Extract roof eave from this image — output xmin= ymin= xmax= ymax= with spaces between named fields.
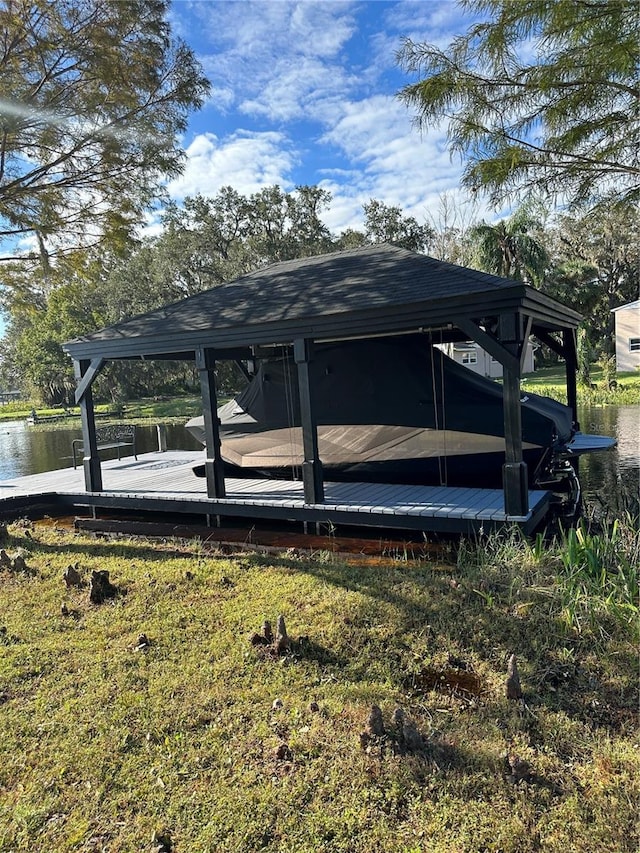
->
xmin=63 ymin=284 xmax=581 ymax=362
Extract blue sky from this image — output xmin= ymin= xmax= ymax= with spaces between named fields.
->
xmin=1 ymin=0 xmax=497 ymax=340
xmin=161 ymin=0 xmax=499 ymax=235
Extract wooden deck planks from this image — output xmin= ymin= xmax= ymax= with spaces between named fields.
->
xmin=0 ymin=450 xmax=550 ymax=531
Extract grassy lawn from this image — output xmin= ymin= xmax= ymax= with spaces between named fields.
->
xmin=0 ymin=397 xmax=210 ymax=424
xmin=0 ymin=520 xmax=637 ymax=852
xmin=121 ymin=396 xmax=204 ymax=421
xmin=523 ymin=364 xmax=602 ymax=388
xmin=523 ymin=367 xmax=640 ymax=405
xmin=0 ymin=395 xmax=247 ymax=424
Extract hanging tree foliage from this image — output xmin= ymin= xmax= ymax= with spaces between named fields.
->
xmin=0 ymin=0 xmax=210 ymax=263
xmin=397 ymin=0 xmax=639 ymax=211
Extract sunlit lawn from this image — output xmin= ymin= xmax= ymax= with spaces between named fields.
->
xmin=0 ymin=521 xmax=637 ymax=852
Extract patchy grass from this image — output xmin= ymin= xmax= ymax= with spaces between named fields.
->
xmin=0 ymin=396 xmax=230 ymax=425
xmin=0 ymin=402 xmax=127 ymax=424
xmin=522 ymin=366 xmax=640 ymax=406
xmin=121 ymin=396 xmax=208 ymax=422
xmin=0 ymin=521 xmax=637 ymax=853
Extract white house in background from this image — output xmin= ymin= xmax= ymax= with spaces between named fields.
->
xmin=612 ymin=300 xmax=640 ymax=372
xmin=437 ymin=340 xmax=536 ymax=378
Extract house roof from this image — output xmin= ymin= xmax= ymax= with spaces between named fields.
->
xmin=64 ymin=243 xmax=582 ymax=361
xmin=611 ymin=299 xmax=640 ymax=312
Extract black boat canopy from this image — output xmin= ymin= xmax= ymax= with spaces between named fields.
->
xmin=186 ymin=335 xmax=575 ymax=488
xmin=63 ymin=243 xmax=583 ymax=517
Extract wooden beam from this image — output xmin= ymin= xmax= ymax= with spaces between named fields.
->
xmin=74 ymin=357 xmax=105 ymax=404
xmin=73 ymin=359 xmax=102 ymax=492
xmin=450 ymin=313 xmax=530 ymax=514
xmin=196 ymin=347 xmax=226 ymax=499
xmin=532 ymin=327 xmax=579 ymax=425
xmin=502 ymin=365 xmax=528 ymax=516
xmin=520 ymin=315 xmax=533 ymax=374
xmin=294 ymin=338 xmax=324 ymax=504
xmin=533 ymin=328 xmax=564 ymax=358
xmin=563 ymin=328 xmax=579 ymax=426
xmin=234 ymin=359 xmax=252 ymax=382
xmin=498 ymin=313 xmax=529 ymax=517
xmin=455 ymin=318 xmax=519 ymax=372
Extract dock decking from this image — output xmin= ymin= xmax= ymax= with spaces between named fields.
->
xmin=0 ymin=450 xmax=552 ymax=535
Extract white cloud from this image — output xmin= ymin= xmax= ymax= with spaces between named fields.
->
xmin=138 ymin=209 xmax=165 ymax=240
xmin=321 ymin=95 xmax=461 ymax=196
xmin=167 ymin=130 xmax=298 ymax=199
xmin=166 ymin=1 xmax=502 ymax=238
xmin=207 ymin=86 xmax=235 ymax=112
xmin=200 ymin=0 xmax=356 ymax=60
xmin=385 ymin=0 xmax=478 ymax=47
xmin=167 ymin=96 xmax=482 ymax=236
xmin=196 ymin=1 xmax=359 ymax=120
xmin=239 ymin=56 xmax=355 ymax=122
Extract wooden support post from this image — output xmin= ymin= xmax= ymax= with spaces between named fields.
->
xmin=563 ymin=328 xmax=579 ymax=428
xmin=196 ymin=347 xmax=226 ymax=499
xmin=156 ymin=423 xmax=167 ymax=452
xmin=74 ymin=359 xmax=103 ymax=492
xmin=499 ymin=314 xmax=528 ymax=517
xmin=294 ymin=338 xmax=324 ymax=504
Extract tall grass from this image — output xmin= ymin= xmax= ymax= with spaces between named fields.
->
xmin=456 ymin=507 xmax=639 ymax=639
xmin=556 ymin=515 xmax=639 ymax=633
xmin=522 ymin=365 xmax=640 ymax=405
xmin=527 ymin=382 xmax=640 ymax=406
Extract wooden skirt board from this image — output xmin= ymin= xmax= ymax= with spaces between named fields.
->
xmin=0 ymin=451 xmax=551 ymax=534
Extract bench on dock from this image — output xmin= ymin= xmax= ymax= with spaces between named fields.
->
xmin=72 ymin=424 xmax=137 ymax=469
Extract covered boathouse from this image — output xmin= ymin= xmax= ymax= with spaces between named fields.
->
xmin=56 ymin=243 xmax=582 ymax=536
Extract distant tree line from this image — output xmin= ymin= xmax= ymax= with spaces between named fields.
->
xmin=0 ymin=185 xmax=636 ymax=405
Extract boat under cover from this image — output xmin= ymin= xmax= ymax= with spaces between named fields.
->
xmin=186 ymin=335 xmax=614 ymax=489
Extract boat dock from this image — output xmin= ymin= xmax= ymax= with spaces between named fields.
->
xmin=0 ymin=450 xmax=552 ymax=536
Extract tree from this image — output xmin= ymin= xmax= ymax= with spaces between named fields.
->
xmin=469 ymin=204 xmax=549 ymax=284
xmin=398 ymin=0 xmax=639 ymax=211
xmin=576 ymin=326 xmax=593 ymax=386
xmin=362 ymin=199 xmax=433 ymax=252
xmin=156 ymin=185 xmax=335 ymax=292
xmin=0 ymin=0 xmax=209 ymax=263
xmin=335 ymin=227 xmax=368 ymax=250
xmin=246 ymin=185 xmax=334 ymax=263
xmin=1 ymin=249 xmax=109 ymax=402
xmin=2 ymin=246 xmax=205 ymax=403
xmin=544 ymin=204 xmax=639 ymax=357
xmin=425 ymin=192 xmax=477 ymax=266
xmin=13 ymin=276 xmax=105 ymax=404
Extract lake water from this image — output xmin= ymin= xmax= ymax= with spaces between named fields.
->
xmin=0 ymin=407 xmax=638 ymax=509
xmin=576 ymin=404 xmax=639 ymax=510
xmin=0 ymin=421 xmax=202 ymax=482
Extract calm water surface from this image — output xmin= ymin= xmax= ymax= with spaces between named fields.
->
xmin=0 ymin=421 xmax=202 ymax=482
xmin=576 ymin=404 xmax=639 ymax=506
xmin=0 ymin=407 xmax=638 ymax=507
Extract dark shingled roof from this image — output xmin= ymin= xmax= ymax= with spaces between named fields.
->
xmin=64 ymin=244 xmax=581 ymax=360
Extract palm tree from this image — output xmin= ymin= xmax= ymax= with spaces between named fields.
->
xmin=470 ymin=205 xmax=549 ymax=285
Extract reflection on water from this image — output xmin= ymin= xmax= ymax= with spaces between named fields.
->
xmin=0 ymin=421 xmax=201 ymax=481
xmin=0 ymin=405 xmax=638 ymax=510
xmin=578 ymin=405 xmax=640 ymax=504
